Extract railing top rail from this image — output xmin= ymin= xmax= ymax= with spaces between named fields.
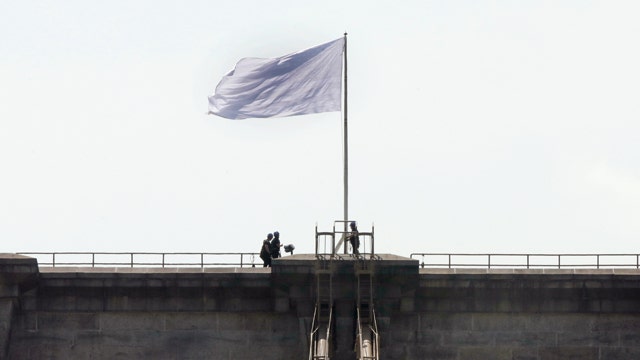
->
xmin=411 ymin=253 xmax=640 ymax=256
xmin=16 ymin=252 xmax=261 ymax=268
xmin=17 ymin=252 xmax=640 ymax=269
xmin=410 ymin=253 xmax=640 ymax=269
xmin=18 ymin=251 xmax=257 ymax=255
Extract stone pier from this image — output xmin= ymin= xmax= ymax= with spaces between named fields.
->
xmin=2 ymin=253 xmax=640 ymax=359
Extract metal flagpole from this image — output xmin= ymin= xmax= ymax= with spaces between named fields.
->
xmin=334 ymin=33 xmax=349 ymax=255
xmin=342 ymin=33 xmax=348 ymax=254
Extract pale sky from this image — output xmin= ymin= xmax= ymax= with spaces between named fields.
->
xmin=1 ymin=0 xmax=640 ymax=258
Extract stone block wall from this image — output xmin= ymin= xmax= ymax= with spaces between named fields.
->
xmin=10 ymin=311 xmax=302 ymax=359
xmin=6 ymin=267 xmax=307 ymax=360
xmin=380 ymin=269 xmax=640 ymax=360
xmin=383 ymin=312 xmax=640 ymax=360
xmin=4 ymin=255 xmax=640 ymax=360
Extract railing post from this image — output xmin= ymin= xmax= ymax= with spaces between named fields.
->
xmin=52 ymin=253 xmax=56 ymax=267
xmin=558 ymin=255 xmax=561 ymax=269
xmin=92 ymin=253 xmax=95 ymax=268
xmin=201 ymin=253 xmax=205 ymax=268
xmin=162 ymin=253 xmax=165 ymax=268
xmin=526 ymin=254 xmax=530 ymax=269
xmin=597 ymin=254 xmax=600 ymax=269
xmin=371 ymin=226 xmax=375 ymax=256
xmin=488 ymin=254 xmax=491 ymax=269
xmin=448 ymin=254 xmax=451 ymax=269
xmin=130 ymin=253 xmax=134 ymax=268
xmin=239 ymin=254 xmax=243 ymax=268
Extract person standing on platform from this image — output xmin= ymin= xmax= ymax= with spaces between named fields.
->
xmin=271 ymin=231 xmax=282 ymax=259
xmin=347 ymin=221 xmax=360 ymax=255
xmin=260 ymin=233 xmax=273 ymax=267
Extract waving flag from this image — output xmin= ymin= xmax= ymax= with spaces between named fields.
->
xmin=208 ymin=38 xmax=344 ymax=120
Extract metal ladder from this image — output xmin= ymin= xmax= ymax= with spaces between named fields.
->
xmin=355 ymin=259 xmax=379 ymax=360
xmin=356 ymin=307 xmax=379 ymax=360
xmin=310 ymin=227 xmax=335 ymax=360
xmin=309 ymin=258 xmax=333 ymax=360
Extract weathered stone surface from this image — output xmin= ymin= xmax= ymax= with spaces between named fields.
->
xmin=600 ymin=346 xmax=640 ymax=360
xmin=494 ymin=331 xmax=557 ymax=347
xmin=442 ymin=330 xmax=495 ymax=347
xmin=420 ymin=313 xmax=473 ymax=332
xmin=472 ymin=313 xmax=528 ymax=331
xmin=457 ymin=346 xmax=512 ymax=360
xmin=37 ymin=312 xmax=99 ymax=331
xmin=537 ymin=346 xmax=599 ymax=360
xmin=511 ymin=347 xmax=539 ymax=360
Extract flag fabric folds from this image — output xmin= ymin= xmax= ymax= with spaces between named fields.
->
xmin=208 ymin=38 xmax=344 ymax=120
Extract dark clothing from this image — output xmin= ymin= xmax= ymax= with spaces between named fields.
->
xmin=262 ymin=256 xmax=271 ymax=267
xmin=348 ymin=230 xmax=360 ymax=255
xmin=260 ymin=239 xmax=271 ymax=267
xmin=270 ymin=238 xmax=281 ymax=259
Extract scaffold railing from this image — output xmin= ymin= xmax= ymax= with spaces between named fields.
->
xmin=17 ymin=252 xmax=260 ymax=268
xmin=410 ymin=253 xmax=640 ymax=269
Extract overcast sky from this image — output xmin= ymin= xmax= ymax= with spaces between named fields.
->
xmin=2 ymin=0 xmax=639 ymax=259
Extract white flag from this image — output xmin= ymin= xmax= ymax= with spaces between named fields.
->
xmin=208 ymin=38 xmax=344 ymax=120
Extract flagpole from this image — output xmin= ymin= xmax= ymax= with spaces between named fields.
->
xmin=342 ymin=32 xmax=348 ymax=254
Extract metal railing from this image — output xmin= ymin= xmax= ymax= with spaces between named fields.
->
xmin=410 ymin=253 xmax=640 ymax=269
xmin=20 ymin=252 xmax=640 ymax=269
xmin=331 ymin=220 xmax=375 ymax=256
xmin=17 ymin=252 xmax=260 ymax=268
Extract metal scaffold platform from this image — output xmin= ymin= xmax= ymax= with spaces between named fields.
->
xmin=309 ymin=221 xmax=379 ymax=360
